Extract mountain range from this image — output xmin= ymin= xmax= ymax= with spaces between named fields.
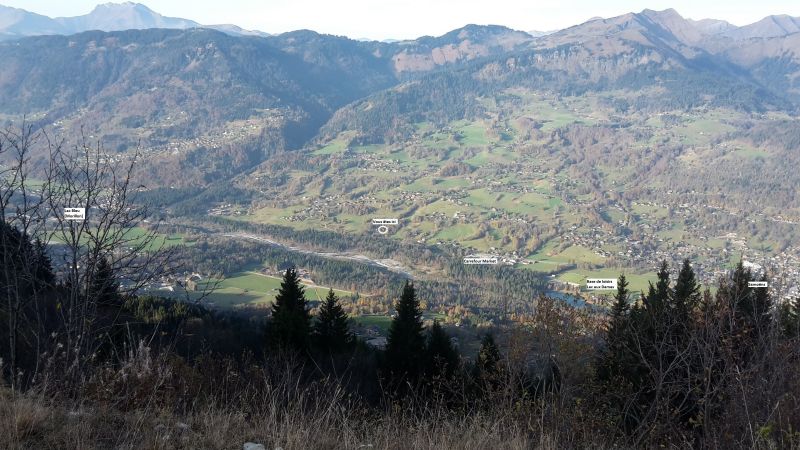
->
xmin=0 ymin=2 xmax=268 ymax=39
xmin=0 ymin=4 xmax=799 ymax=188
xmin=3 ymin=2 xmax=800 ymax=43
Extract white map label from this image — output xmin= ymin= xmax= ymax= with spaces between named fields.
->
xmin=463 ymin=256 xmax=498 ymax=265
xmin=64 ymin=207 xmax=85 ymax=221
xmin=372 ymin=218 xmax=398 ymax=225
xmin=586 ymin=278 xmax=617 ymax=290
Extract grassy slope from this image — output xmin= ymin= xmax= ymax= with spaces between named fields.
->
xmin=194 ymin=271 xmax=354 ymax=309
xmin=234 ymin=90 xmax=776 ymax=295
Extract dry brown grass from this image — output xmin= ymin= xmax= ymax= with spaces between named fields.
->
xmin=0 ymin=391 xmax=552 ymax=450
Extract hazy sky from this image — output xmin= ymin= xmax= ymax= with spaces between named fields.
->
xmin=6 ymin=0 xmax=800 ymax=40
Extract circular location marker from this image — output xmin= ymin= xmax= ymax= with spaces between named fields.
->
xmin=377 ymin=225 xmax=389 ymax=235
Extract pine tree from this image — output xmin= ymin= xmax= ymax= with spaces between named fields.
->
xmin=780 ymin=297 xmax=800 ymax=338
xmin=726 ymin=261 xmax=753 ymax=318
xmin=90 ymin=256 xmax=120 ymax=306
xmin=86 ymin=255 xmax=127 ymax=364
xmin=668 ymin=260 xmax=702 ymax=425
xmin=699 ymin=289 xmax=715 ymax=317
xmin=670 ymin=259 xmax=700 ymax=357
xmin=673 ymin=259 xmax=700 ymax=316
xmin=641 ymin=261 xmax=674 ymax=347
xmin=634 ymin=263 xmax=672 ymax=362
xmin=608 ymin=274 xmax=630 ymax=338
xmin=33 ymin=237 xmax=54 ymax=286
xmin=425 ymin=320 xmax=458 ymax=378
xmin=648 ymin=260 xmax=671 ymax=312
xmin=1 ymin=221 xmax=54 ymax=291
xmin=623 ymin=262 xmax=679 ymax=428
xmin=385 ymin=281 xmax=426 ymax=381
xmin=474 ymin=332 xmax=502 ymax=388
xmin=471 ymin=332 xmax=503 ymax=400
xmin=313 ymin=289 xmax=353 ymax=353
xmin=267 ymin=267 xmax=311 ymax=352
xmin=722 ymin=261 xmax=772 ymax=335
xmin=599 ymin=274 xmax=630 ymax=381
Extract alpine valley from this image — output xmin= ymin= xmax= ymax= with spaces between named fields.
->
xmin=1 ymin=3 xmax=799 ymax=310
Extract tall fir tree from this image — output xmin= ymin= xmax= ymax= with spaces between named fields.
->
xmin=87 ymin=255 xmax=127 ymax=364
xmin=634 ymin=262 xmax=672 ymax=361
xmin=725 ymin=261 xmax=753 ymax=318
xmin=608 ymin=274 xmax=630 ymax=338
xmin=90 ymin=256 xmax=120 ymax=306
xmin=669 ymin=259 xmax=702 ymax=424
xmin=779 ymin=297 xmax=800 ymax=338
xmin=650 ymin=260 xmax=671 ymax=312
xmin=699 ymin=289 xmax=715 ymax=317
xmin=721 ymin=261 xmax=773 ymax=336
xmin=642 ymin=260 xmax=680 ymax=340
xmin=476 ymin=333 xmax=501 ymax=377
xmin=598 ymin=274 xmax=631 ymax=381
xmin=671 ymin=259 xmax=700 ymax=357
xmin=313 ymin=289 xmax=353 ymax=353
xmin=32 ymin=237 xmax=54 ymax=286
xmin=624 ymin=262 xmax=679 ymax=429
xmin=673 ymin=259 xmax=700 ymax=316
xmin=385 ymin=281 xmax=426 ymax=382
xmin=1 ymin=221 xmax=54 ymax=291
xmin=425 ymin=320 xmax=458 ymax=378
xmin=473 ymin=332 xmax=502 ymax=394
xmin=267 ymin=267 xmax=311 ymax=352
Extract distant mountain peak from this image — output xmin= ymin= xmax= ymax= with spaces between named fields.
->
xmin=723 ymin=14 xmax=800 ymax=40
xmin=87 ymin=2 xmax=155 ymax=14
xmin=203 ymin=23 xmax=270 ymax=38
xmin=57 ymin=1 xmax=199 ymax=32
xmin=391 ymin=24 xmax=534 ymax=73
xmin=87 ymin=1 xmax=161 ymax=16
xmin=641 ymin=8 xmax=681 ymax=17
xmin=0 ymin=4 xmax=66 ymax=36
xmin=0 ymin=2 xmax=202 ymax=38
xmin=688 ymin=18 xmax=735 ymax=35
xmin=95 ymin=1 xmax=141 ymax=8
xmin=637 ymin=8 xmax=705 ymax=44
xmin=0 ymin=2 xmax=282 ymax=39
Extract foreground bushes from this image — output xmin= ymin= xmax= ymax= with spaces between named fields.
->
xmin=0 ymin=350 xmax=600 ymax=450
